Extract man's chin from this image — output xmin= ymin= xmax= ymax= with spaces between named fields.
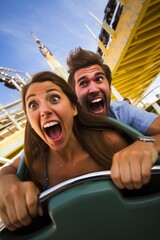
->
xmin=89 ymin=109 xmax=106 ymax=116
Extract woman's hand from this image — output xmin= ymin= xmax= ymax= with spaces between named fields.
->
xmin=111 ymin=141 xmax=158 ymax=190
xmin=0 ymin=174 xmax=43 ymax=231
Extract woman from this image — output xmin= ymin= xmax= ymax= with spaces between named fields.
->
xmin=22 ymin=71 xmax=129 ymax=186
xmin=0 ymin=71 xmax=157 ymax=231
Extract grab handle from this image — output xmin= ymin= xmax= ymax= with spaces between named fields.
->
xmin=1 ymin=166 xmax=160 ymax=232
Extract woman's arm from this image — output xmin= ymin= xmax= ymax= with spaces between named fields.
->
xmin=0 ymin=157 xmax=21 ymax=177
xmin=0 ymin=157 xmax=43 ymax=231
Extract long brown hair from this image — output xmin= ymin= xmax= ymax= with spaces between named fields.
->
xmin=22 ymin=71 xmax=130 ymax=173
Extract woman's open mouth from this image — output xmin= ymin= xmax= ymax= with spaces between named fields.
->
xmin=43 ymin=121 xmax=62 ymax=141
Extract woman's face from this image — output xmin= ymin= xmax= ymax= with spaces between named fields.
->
xmin=25 ymin=81 xmax=77 ymax=151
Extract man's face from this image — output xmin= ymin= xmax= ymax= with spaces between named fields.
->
xmin=74 ymin=65 xmax=111 ymax=116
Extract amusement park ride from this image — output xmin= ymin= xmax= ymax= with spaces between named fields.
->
xmin=0 ymin=0 xmax=160 ymax=162
xmin=0 ymin=1 xmax=160 ymax=239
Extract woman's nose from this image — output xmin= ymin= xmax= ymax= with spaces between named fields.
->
xmin=40 ymin=104 xmax=52 ymax=117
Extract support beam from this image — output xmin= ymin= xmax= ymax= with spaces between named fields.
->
xmin=85 ymin=24 xmax=108 ymax=56
xmin=152 ymin=102 xmax=160 ymax=114
xmin=89 ymin=11 xmax=115 ymax=37
xmin=111 ymin=86 xmax=123 ymax=100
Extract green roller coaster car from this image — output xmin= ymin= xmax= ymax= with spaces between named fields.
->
xmin=1 ymin=118 xmax=160 ymax=240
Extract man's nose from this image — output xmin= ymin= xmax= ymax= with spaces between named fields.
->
xmin=88 ymin=82 xmax=99 ymax=93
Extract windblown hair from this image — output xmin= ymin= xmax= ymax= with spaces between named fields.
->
xmin=67 ymin=47 xmax=112 ymax=91
xmin=22 ymin=71 xmax=127 ymax=175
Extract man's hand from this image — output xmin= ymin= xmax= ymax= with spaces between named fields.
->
xmin=0 ymin=174 xmax=43 ymax=231
xmin=111 ymin=140 xmax=158 ymax=190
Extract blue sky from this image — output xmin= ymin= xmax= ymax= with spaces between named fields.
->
xmin=0 ymin=0 xmax=108 ymax=105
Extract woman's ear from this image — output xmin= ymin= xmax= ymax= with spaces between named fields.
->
xmin=73 ymin=105 xmax=78 ymax=117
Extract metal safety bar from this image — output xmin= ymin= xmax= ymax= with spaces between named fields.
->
xmin=1 ymin=166 xmax=160 ymax=232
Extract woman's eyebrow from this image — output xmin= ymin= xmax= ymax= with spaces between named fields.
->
xmin=26 ymin=93 xmax=36 ymax=102
xmin=26 ymin=87 xmax=62 ymax=101
xmin=47 ymin=88 xmax=61 ymax=93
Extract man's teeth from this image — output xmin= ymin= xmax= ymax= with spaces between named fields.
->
xmin=91 ymin=98 xmax=102 ymax=103
xmin=44 ymin=121 xmax=58 ymax=128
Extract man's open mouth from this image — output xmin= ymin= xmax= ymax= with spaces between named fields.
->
xmin=89 ymin=97 xmax=105 ymax=114
xmin=43 ymin=121 xmax=62 ymax=141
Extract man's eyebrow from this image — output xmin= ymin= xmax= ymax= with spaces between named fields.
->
xmin=77 ymin=71 xmax=105 ymax=83
xmin=77 ymin=76 xmax=86 ymax=83
xmin=95 ymin=72 xmax=105 ymax=77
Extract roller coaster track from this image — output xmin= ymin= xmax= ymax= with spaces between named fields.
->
xmin=0 ymin=0 xmax=159 ymax=163
xmin=101 ymin=0 xmax=160 ymax=105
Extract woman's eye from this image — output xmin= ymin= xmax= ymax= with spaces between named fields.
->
xmin=50 ymin=95 xmax=60 ymax=103
xmin=29 ymin=101 xmax=37 ymax=109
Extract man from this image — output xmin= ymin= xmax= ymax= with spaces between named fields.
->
xmin=123 ymin=97 xmax=131 ymax=104
xmin=66 ymin=47 xmax=160 ymax=189
xmin=67 ymin=47 xmax=159 ymax=136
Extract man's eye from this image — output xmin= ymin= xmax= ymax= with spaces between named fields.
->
xmin=79 ymin=81 xmax=87 ymax=88
xmin=96 ymin=77 xmax=103 ymax=83
xmin=50 ymin=95 xmax=60 ymax=103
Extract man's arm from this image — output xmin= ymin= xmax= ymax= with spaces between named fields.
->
xmin=146 ymin=116 xmax=160 ymax=136
xmin=146 ymin=117 xmax=160 ymax=154
xmin=111 ymin=140 xmax=158 ymax=189
xmin=111 ymin=117 xmax=160 ymax=190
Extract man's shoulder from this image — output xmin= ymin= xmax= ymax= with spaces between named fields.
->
xmin=109 ymin=101 xmax=159 ymax=134
xmin=109 ymin=100 xmax=129 ymax=111
xmin=108 ymin=101 xmax=141 ymax=121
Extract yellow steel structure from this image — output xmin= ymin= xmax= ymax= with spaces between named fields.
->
xmin=0 ymin=0 xmax=160 ymax=162
xmin=103 ymin=0 xmax=160 ymax=104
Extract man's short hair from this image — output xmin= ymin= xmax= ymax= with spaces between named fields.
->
xmin=67 ymin=47 xmax=112 ymax=91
